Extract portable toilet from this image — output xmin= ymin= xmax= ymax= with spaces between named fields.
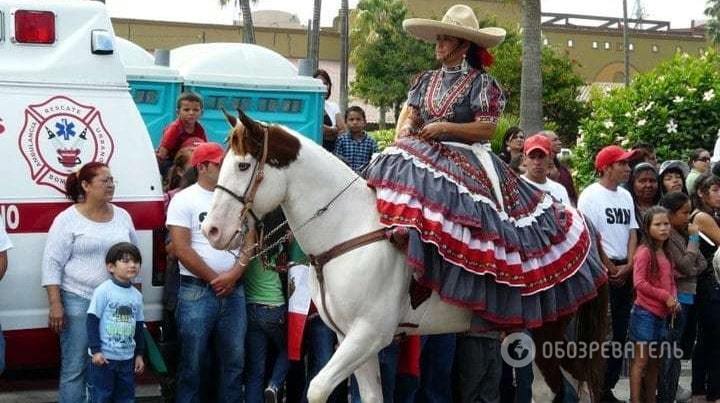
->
xmin=116 ymin=37 xmax=182 ymax=148
xmin=170 ymin=43 xmax=325 ymax=144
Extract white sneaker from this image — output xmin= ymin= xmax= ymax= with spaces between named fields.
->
xmin=676 ymin=385 xmax=692 ymax=402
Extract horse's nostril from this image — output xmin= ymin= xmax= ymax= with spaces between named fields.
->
xmin=208 ymin=226 xmax=219 ymax=239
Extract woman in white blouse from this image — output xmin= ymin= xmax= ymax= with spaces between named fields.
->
xmin=42 ymin=161 xmax=138 ymax=403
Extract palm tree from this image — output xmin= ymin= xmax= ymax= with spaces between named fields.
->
xmin=309 ymin=0 xmax=322 ymax=72
xmin=706 ymin=0 xmax=720 ymax=43
xmin=339 ymin=0 xmax=349 ymax=112
xmin=219 ymin=0 xmax=256 ymax=44
xmin=520 ymin=0 xmax=543 ymax=134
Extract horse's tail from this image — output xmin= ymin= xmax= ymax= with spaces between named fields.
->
xmin=574 ymin=281 xmax=609 ymax=401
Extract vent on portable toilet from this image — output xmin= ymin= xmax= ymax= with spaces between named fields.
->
xmin=169 ymin=43 xmax=326 ymax=144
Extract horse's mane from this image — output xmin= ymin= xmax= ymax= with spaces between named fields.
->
xmin=226 ymin=109 xmax=301 ymax=168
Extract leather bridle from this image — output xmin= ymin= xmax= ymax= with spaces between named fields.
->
xmin=214 ymin=126 xmax=270 ymax=252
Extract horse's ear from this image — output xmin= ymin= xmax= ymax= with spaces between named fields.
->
xmin=221 ymin=107 xmax=237 ymax=128
xmin=237 ymin=107 xmax=261 ymax=133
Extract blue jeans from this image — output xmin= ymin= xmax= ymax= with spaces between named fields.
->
xmin=175 ymin=280 xmax=247 ymax=403
xmin=245 ymin=303 xmax=290 ymax=403
xmin=88 ymin=358 xmax=134 ymax=403
xmin=59 ymin=290 xmax=91 ymax=403
xmin=629 ymin=305 xmax=669 ymax=342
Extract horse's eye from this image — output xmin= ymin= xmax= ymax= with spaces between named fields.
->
xmin=238 ymin=162 xmax=251 ymax=171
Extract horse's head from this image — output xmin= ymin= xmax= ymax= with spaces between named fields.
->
xmin=202 ymin=108 xmax=301 ymax=250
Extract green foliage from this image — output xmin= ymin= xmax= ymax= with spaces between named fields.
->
xmin=491 ymin=114 xmax=520 ymax=153
xmin=573 ymin=51 xmax=720 ymax=188
xmin=370 ymin=129 xmax=396 ymax=151
xmin=489 ymin=32 xmax=588 ymax=144
xmin=349 ymin=0 xmax=435 ymax=110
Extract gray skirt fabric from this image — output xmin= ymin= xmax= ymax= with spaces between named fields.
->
xmin=364 ymin=137 xmax=607 ymax=330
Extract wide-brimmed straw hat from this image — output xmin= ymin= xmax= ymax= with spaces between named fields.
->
xmin=403 ymin=4 xmax=506 ymax=49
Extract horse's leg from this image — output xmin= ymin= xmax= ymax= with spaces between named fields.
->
xmin=306 ymin=324 xmax=390 ymax=403
xmin=353 ymin=355 xmax=382 ymax=402
xmin=532 ymin=317 xmax=570 ymax=400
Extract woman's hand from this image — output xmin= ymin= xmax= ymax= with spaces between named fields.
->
xmin=666 ymin=296 xmax=680 ymax=312
xmin=48 ymin=302 xmax=65 ymax=333
xmin=419 ymin=122 xmax=446 ymax=141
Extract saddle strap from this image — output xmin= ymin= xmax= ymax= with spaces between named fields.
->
xmin=308 ymin=228 xmax=388 ymax=277
xmin=308 ymin=228 xmax=388 ymax=337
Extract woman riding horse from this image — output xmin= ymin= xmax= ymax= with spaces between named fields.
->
xmin=365 ymin=5 xmax=606 ymax=332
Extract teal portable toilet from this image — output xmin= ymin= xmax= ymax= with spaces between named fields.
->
xmin=116 ymin=37 xmax=182 ymax=148
xmin=170 ymin=43 xmax=325 ymax=144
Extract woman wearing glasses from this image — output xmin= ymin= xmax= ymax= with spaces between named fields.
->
xmin=687 ymin=148 xmax=712 ymax=196
xmin=41 ymin=161 xmax=139 ymax=403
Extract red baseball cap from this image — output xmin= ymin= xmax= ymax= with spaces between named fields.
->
xmin=523 ymin=134 xmax=552 ymax=156
xmin=595 ymin=145 xmax=638 ymax=172
xmin=191 ymin=142 xmax=224 ymax=167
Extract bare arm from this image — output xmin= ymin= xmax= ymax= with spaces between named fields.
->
xmin=210 ymin=230 xmax=256 ymax=297
xmin=626 ymin=229 xmax=638 ymax=270
xmin=168 ymin=225 xmax=218 ymax=283
xmin=46 ymin=284 xmax=64 ymax=333
xmin=694 ymin=212 xmax=720 ymax=245
xmin=0 ymin=250 xmax=6 ymax=281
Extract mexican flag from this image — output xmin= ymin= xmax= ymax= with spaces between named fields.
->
xmin=287 ymin=264 xmax=312 ymax=360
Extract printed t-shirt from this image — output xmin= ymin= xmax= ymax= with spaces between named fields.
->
xmin=578 ymin=182 xmax=638 ymax=261
xmin=87 ymin=279 xmax=144 ymax=361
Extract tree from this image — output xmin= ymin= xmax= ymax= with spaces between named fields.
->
xmin=520 ymin=0 xmax=543 ymax=134
xmin=490 ymin=24 xmax=587 ymax=144
xmin=706 ymin=0 xmax=720 ymax=43
xmin=340 ymin=0 xmax=349 ymax=111
xmin=349 ymin=0 xmax=434 ymax=127
xmin=309 ymin=0 xmax=322 ymax=72
xmin=219 ymin=0 xmax=256 ymax=44
xmin=573 ymin=51 xmax=720 ymax=188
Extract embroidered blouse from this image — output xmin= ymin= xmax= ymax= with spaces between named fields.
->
xmin=406 ymin=67 xmax=506 ymax=129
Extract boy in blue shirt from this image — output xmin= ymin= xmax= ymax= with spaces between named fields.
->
xmin=334 ymin=106 xmax=378 ymax=172
xmin=87 ymin=242 xmax=145 ymax=403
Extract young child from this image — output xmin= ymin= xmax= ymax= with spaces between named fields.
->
xmin=157 ymin=92 xmax=207 ymax=175
xmin=629 ymin=206 xmax=680 ymax=403
xmin=333 ymin=106 xmax=378 ymax=173
xmin=87 ymin=242 xmax=145 ymax=402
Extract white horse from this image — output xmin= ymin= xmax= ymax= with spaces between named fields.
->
xmin=202 ymin=110 xmax=608 ymax=402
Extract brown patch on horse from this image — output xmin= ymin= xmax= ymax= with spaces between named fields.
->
xmin=229 ymin=108 xmax=301 ymax=168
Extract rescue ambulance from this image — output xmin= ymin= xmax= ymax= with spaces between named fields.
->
xmin=0 ymin=0 xmax=165 ymax=369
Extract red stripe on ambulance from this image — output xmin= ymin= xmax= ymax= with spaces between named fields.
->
xmin=1 ymin=200 xmax=165 ymax=233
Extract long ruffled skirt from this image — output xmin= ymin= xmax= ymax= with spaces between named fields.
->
xmin=364 ymin=137 xmax=607 ymax=331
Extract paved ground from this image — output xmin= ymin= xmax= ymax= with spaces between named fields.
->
xmin=0 ymin=361 xmax=694 ymax=402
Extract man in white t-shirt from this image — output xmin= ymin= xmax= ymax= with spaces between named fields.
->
xmin=0 ymin=224 xmax=12 ymax=375
xmin=166 ymin=142 xmax=249 ymax=402
xmin=521 ymin=134 xmax=571 ymax=206
xmin=577 ymin=145 xmax=639 ymax=403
